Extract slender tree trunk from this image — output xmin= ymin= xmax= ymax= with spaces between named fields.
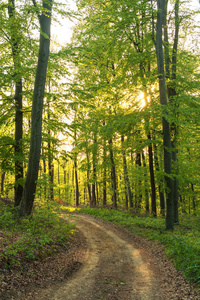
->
xmin=72 ymin=165 xmax=75 ymax=202
xmin=103 ymin=155 xmax=107 ymax=207
xmin=18 ymin=0 xmax=53 ymax=216
xmin=74 ymin=157 xmax=79 ymax=206
xmin=164 ymin=0 xmax=180 ymax=224
xmin=153 ymin=141 xmax=165 ymax=215
xmin=42 ymin=145 xmax=46 ymax=199
xmin=14 ymin=78 xmax=23 ymax=206
xmin=73 ymin=116 xmax=79 ymax=206
xmin=86 ymin=152 xmax=92 ymax=206
xmin=64 ymin=169 xmax=66 ymax=184
xmin=48 ymin=106 xmax=54 ymax=200
xmin=57 ymin=161 xmax=60 ymax=198
xmin=147 ymin=132 xmax=157 ymax=216
xmin=103 ymin=121 xmax=107 ymax=207
xmin=48 ymin=147 xmax=54 ymax=200
xmin=108 ymin=137 xmax=117 ymax=209
xmin=135 ymin=151 xmax=142 ymax=211
xmin=141 ymin=151 xmax=150 ymax=214
xmin=191 ymin=183 xmax=196 ymax=215
xmin=156 ymin=0 xmax=174 ymax=229
xmin=121 ymin=135 xmax=133 ymax=209
xmin=8 ymin=0 xmax=23 ymax=207
xmin=91 ymin=132 xmax=97 ymax=207
xmin=96 ymin=182 xmax=99 ymax=205
xmin=1 ymin=172 xmax=5 ymax=194
xmin=170 ymin=0 xmax=180 ymax=223
xmin=142 ymin=88 xmax=156 ymax=215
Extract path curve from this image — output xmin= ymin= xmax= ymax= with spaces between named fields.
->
xmin=40 ymin=214 xmax=159 ymax=300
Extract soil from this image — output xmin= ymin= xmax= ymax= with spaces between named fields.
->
xmin=1 ymin=213 xmax=200 ymax=300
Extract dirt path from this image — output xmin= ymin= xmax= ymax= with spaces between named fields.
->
xmin=2 ymin=212 xmax=198 ymax=300
xmin=35 ymin=214 xmax=199 ymax=300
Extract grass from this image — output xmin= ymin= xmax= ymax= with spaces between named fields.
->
xmin=0 ymin=201 xmax=75 ymax=269
xmin=76 ymin=206 xmax=200 ymax=286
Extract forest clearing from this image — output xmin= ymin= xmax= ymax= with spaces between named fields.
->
xmin=0 ymin=0 xmax=200 ymax=299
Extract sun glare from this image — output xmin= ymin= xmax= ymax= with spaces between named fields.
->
xmin=138 ymin=92 xmax=148 ymax=109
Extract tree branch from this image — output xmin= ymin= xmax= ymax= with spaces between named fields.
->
xmin=32 ymin=0 xmax=40 ymax=21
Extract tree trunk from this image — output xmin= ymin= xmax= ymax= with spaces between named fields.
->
xmin=108 ymin=138 xmax=117 ymax=209
xmin=57 ymin=161 xmax=60 ymax=198
xmin=153 ymin=141 xmax=165 ymax=215
xmin=42 ymin=145 xmax=47 ymax=199
xmin=121 ymin=135 xmax=133 ymax=209
xmin=141 ymin=151 xmax=150 ymax=214
xmin=48 ymin=125 xmax=54 ymax=200
xmin=14 ymin=77 xmax=23 ymax=207
xmin=86 ymin=152 xmax=92 ymax=205
xmin=18 ymin=0 xmax=53 ymax=216
xmin=135 ymin=151 xmax=142 ymax=211
xmin=103 ymin=121 xmax=107 ymax=207
xmin=47 ymin=82 xmax=54 ymax=200
xmin=156 ymin=0 xmax=174 ymax=229
xmin=74 ymin=157 xmax=79 ymax=206
xmin=191 ymin=183 xmax=196 ymax=215
xmin=91 ymin=132 xmax=97 ymax=207
xmin=103 ymin=152 xmax=107 ymax=207
xmin=147 ymin=132 xmax=157 ymax=216
xmin=48 ymin=145 xmax=54 ymax=201
xmin=164 ymin=0 xmax=180 ymax=224
xmin=8 ymin=0 xmax=23 ymax=207
xmin=1 ymin=172 xmax=5 ymax=194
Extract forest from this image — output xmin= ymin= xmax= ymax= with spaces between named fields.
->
xmin=1 ymin=0 xmax=200 ymax=226
xmin=0 ymin=0 xmax=200 ymax=297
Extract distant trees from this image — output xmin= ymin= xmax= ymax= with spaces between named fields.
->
xmin=63 ymin=0 xmax=200 ymax=226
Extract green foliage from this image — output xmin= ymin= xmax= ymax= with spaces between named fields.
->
xmin=77 ymin=207 xmax=200 ymax=285
xmin=0 ymin=202 xmax=75 ymax=268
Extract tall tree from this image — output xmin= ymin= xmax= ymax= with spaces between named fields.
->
xmin=164 ymin=0 xmax=180 ymax=224
xmin=18 ymin=0 xmax=53 ymax=216
xmin=156 ymin=0 xmax=174 ymax=229
xmin=8 ymin=0 xmax=23 ymax=206
xmin=121 ymin=135 xmax=133 ymax=209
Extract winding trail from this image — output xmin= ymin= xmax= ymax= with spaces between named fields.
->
xmin=1 ymin=212 xmax=199 ymax=299
xmin=40 ymin=214 xmax=160 ymax=300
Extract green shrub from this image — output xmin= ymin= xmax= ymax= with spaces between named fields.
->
xmin=0 ymin=203 xmax=75 ymax=268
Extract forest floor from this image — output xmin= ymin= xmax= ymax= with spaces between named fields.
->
xmin=1 ymin=212 xmax=200 ymax=300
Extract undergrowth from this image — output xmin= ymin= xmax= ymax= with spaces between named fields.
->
xmin=0 ymin=201 xmax=75 ymax=269
xmin=77 ymin=207 xmax=200 ymax=286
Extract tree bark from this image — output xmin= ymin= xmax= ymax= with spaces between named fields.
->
xmin=121 ymin=135 xmax=133 ymax=209
xmin=147 ymin=132 xmax=157 ymax=216
xmin=153 ymin=140 xmax=165 ymax=215
xmin=74 ymin=157 xmax=79 ymax=206
xmin=164 ymin=0 xmax=180 ymax=224
xmin=1 ymin=172 xmax=5 ymax=194
xmin=156 ymin=0 xmax=174 ymax=229
xmin=47 ymin=82 xmax=54 ymax=200
xmin=141 ymin=151 xmax=150 ymax=214
xmin=91 ymin=132 xmax=97 ymax=207
xmin=191 ymin=183 xmax=196 ymax=214
xmin=135 ymin=151 xmax=142 ymax=211
xmin=86 ymin=152 xmax=92 ymax=205
xmin=18 ymin=0 xmax=53 ymax=216
xmin=108 ymin=137 xmax=117 ymax=209
xmin=103 ymin=121 xmax=107 ymax=207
